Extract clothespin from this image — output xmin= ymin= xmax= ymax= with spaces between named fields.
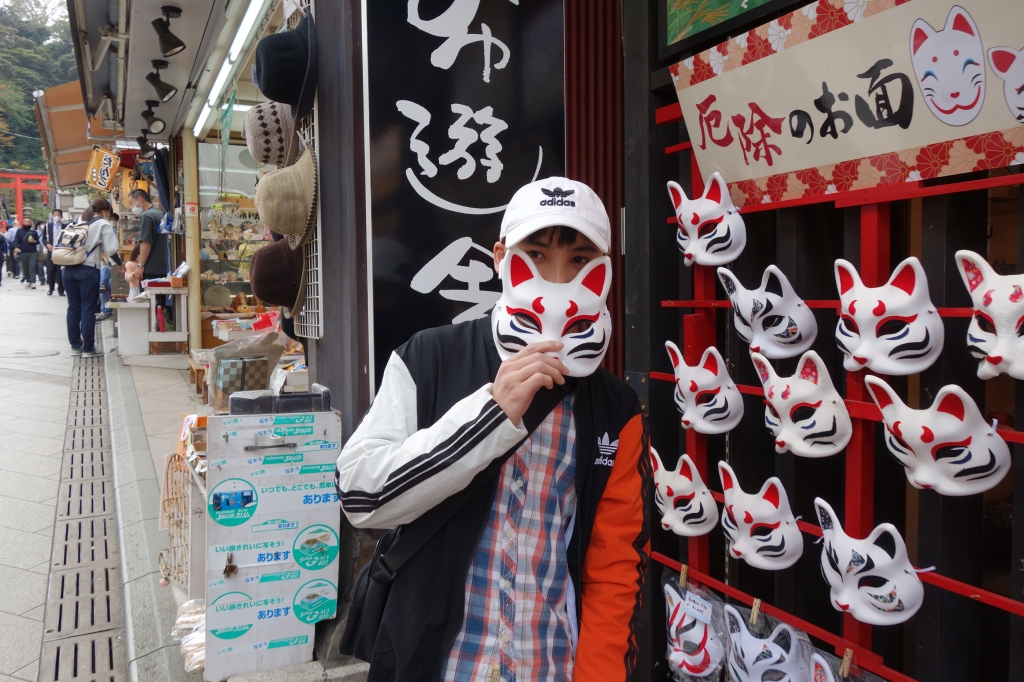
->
xmin=839 ymin=648 xmax=854 ymax=678
xmin=679 ymin=563 xmax=688 ymax=588
xmin=223 ymin=552 xmax=238 ymax=577
xmin=749 ymin=598 xmax=761 ymax=625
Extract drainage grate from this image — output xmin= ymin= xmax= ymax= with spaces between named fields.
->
xmin=38 ymin=631 xmax=126 ymax=682
xmin=43 ymin=565 xmax=124 ymax=639
xmin=57 ymin=479 xmax=113 ymax=520
xmin=69 ymin=391 xmax=106 ymax=409
xmin=51 ymin=517 xmax=119 ymax=570
xmin=64 ymin=426 xmax=108 ymax=452
xmin=68 ymin=407 xmax=108 ymax=429
xmin=61 ymin=450 xmax=110 ymax=481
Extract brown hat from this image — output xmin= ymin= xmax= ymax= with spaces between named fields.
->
xmin=243 ymin=102 xmax=299 ymax=167
xmin=249 ymin=239 xmax=307 ymax=319
xmin=254 ymin=145 xmax=317 ymax=248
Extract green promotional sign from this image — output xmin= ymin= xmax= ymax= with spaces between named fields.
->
xmin=209 ymin=592 xmax=254 ymax=640
xmin=292 ymin=579 xmax=337 ymax=624
xmin=208 ymin=479 xmax=258 ymax=526
xmin=292 ymin=524 xmax=340 ymax=570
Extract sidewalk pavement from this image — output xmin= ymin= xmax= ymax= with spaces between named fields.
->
xmin=0 ymin=277 xmax=77 ymax=682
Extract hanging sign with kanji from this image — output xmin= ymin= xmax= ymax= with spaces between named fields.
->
xmin=671 ymin=0 xmax=1024 ymax=207
xmin=85 ymin=146 xmax=120 ymax=191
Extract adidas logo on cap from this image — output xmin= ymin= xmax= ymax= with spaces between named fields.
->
xmin=539 ymin=187 xmax=576 ymax=207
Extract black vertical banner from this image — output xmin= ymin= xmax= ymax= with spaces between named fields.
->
xmin=365 ymin=0 xmax=566 ymax=386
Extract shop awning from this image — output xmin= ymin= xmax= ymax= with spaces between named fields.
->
xmin=34 ymin=82 xmax=121 ymax=189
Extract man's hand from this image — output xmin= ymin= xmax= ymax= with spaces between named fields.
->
xmin=47 ymin=244 xmax=53 ymax=252
xmin=491 ymin=341 xmax=568 ymax=426
xmin=13 ymin=248 xmax=19 ymax=256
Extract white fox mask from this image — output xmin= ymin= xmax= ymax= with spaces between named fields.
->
xmin=751 ymin=350 xmax=851 ymax=458
xmin=491 ymin=247 xmax=612 ymax=377
xmin=719 ymin=265 xmax=817 ymax=359
xmin=865 ymin=376 xmax=1010 ymax=496
xmin=810 ymin=654 xmax=837 ymax=682
xmin=834 ymin=257 xmax=944 ymax=375
xmin=718 ymin=461 xmax=803 ymax=571
xmin=664 ymin=583 xmax=725 ymax=677
xmin=651 ymin=448 xmax=719 ymax=537
xmin=814 ymin=498 xmax=923 ymax=626
xmin=955 ymin=250 xmax=1024 ymax=380
xmin=667 ymin=172 xmax=746 ymax=266
xmin=724 ymin=605 xmax=805 ymax=682
xmin=666 ymin=341 xmax=743 ymax=434
xmin=910 ymin=5 xmax=986 ymax=127
xmin=987 ymin=46 xmax=1024 ymax=126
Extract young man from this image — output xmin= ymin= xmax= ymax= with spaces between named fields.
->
xmin=127 ymin=189 xmax=167 ymax=280
xmin=42 ymin=208 xmax=66 ymax=296
xmin=336 ymin=178 xmax=650 ymax=682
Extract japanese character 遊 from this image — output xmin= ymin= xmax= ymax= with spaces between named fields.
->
xmin=731 ymin=103 xmax=784 ymax=166
xmin=854 ymin=59 xmax=915 ymax=130
xmin=407 ymin=0 xmax=518 ymax=83
xmin=695 ymin=94 xmax=734 ymax=151
xmin=411 ymin=237 xmax=501 ymax=323
xmin=814 ymin=82 xmax=854 ymax=139
xmin=438 ymin=104 xmax=508 ymax=182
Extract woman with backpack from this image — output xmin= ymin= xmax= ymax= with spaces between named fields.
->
xmin=58 ymin=198 xmax=122 ymax=358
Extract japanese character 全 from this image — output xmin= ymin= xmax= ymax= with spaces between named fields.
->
xmin=411 ymin=237 xmax=500 ymax=323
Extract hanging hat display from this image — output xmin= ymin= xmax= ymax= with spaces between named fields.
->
xmin=665 ymin=341 xmax=744 ymax=434
xmin=243 ymin=102 xmax=300 ymax=167
xmin=750 ymin=350 xmax=852 ymax=458
xmin=651 ymin=448 xmax=719 ymax=537
xmin=249 ymin=238 xmax=307 ymax=319
xmin=254 ymin=13 xmax=318 ymax=121
xmin=255 ymin=145 xmax=317 ymax=248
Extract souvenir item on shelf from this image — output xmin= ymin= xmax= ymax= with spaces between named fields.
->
xmin=718 ymin=265 xmax=817 ymax=359
xmin=810 ymin=653 xmax=837 ymax=682
xmin=864 ymin=376 xmax=1010 ymax=496
xmin=491 ymin=247 xmax=612 ymax=377
xmin=665 ymin=341 xmax=743 ymax=434
xmin=910 ymin=5 xmax=985 ymax=127
xmin=954 ymin=250 xmax=1024 ymax=380
xmin=814 ymin=498 xmax=923 ymax=626
xmin=664 ymin=578 xmax=725 ymax=678
xmin=834 ymin=256 xmax=944 ymax=375
xmin=666 ymin=172 xmax=746 ymax=266
xmin=651 ymin=448 xmax=719 ymax=537
xmin=717 ymin=461 xmax=803 ymax=570
xmin=750 ymin=350 xmax=851 ymax=458
xmin=988 ymin=46 xmax=1024 ymax=125
xmin=723 ymin=605 xmax=805 ymax=682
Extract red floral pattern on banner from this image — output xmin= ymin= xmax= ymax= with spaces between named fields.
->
xmin=690 ymin=55 xmax=715 ymax=85
xmin=743 ymin=32 xmax=775 ymax=65
xmin=809 ymin=1 xmax=852 ymax=39
xmin=725 ymin=128 xmax=1024 ymax=208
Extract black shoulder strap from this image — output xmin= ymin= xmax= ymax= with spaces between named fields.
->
xmin=371 ymin=379 xmax=575 ymax=583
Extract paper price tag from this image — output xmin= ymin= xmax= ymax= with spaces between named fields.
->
xmin=683 ymin=591 xmax=713 ymax=624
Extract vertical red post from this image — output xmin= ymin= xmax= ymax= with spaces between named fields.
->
xmin=842 ymin=202 xmax=889 ymax=646
xmin=15 ymin=176 xmax=23 ymax=223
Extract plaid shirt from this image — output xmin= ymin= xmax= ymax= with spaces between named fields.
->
xmin=442 ymin=394 xmax=577 ymax=682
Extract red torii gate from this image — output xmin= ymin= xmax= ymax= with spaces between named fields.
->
xmin=0 ymin=169 xmax=51 ymax=224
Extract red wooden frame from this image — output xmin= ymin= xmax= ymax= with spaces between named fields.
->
xmin=0 ymin=170 xmax=51 ymax=223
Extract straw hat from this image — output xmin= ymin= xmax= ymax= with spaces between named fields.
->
xmin=255 ymin=145 xmax=317 ymax=248
xmin=243 ymin=102 xmax=299 ymax=167
xmin=249 ymin=238 xmax=307 ymax=320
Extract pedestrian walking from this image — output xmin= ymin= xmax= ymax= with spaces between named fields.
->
xmin=13 ymin=216 xmax=41 ymax=288
xmin=34 ymin=220 xmax=48 ymax=285
xmin=62 ymin=198 xmax=123 ymax=358
xmin=42 ymin=208 xmax=66 ymax=296
xmin=6 ymin=217 xmax=23 ymax=279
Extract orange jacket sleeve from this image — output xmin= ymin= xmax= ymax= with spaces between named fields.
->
xmin=574 ymin=414 xmax=651 ymax=681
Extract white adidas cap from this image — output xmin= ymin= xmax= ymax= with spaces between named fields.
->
xmin=500 ymin=177 xmax=611 ymax=254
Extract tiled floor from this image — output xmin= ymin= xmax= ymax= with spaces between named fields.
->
xmin=0 ymin=276 xmax=75 ymax=681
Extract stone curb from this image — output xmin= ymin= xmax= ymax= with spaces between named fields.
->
xmin=103 ymin=325 xmax=200 ymax=682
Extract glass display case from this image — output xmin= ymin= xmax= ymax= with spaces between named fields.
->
xmin=199 ymin=205 xmax=273 ymax=306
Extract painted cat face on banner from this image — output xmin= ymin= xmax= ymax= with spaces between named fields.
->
xmin=724 ymin=605 xmax=804 ymax=682
xmin=665 ymin=583 xmax=725 ymax=677
xmin=665 ymin=341 xmax=744 ymax=434
xmin=652 ymin=448 xmax=719 ymax=537
xmin=910 ymin=5 xmax=986 ymax=127
xmin=865 ymin=376 xmax=1010 ymax=496
xmin=834 ymin=257 xmax=944 ymax=375
xmin=987 ymin=46 xmax=1024 ymax=125
xmin=667 ymin=172 xmax=746 ymax=266
xmin=491 ymin=247 xmax=612 ymax=377
xmin=718 ymin=265 xmax=818 ymax=360
xmin=814 ymin=498 xmax=923 ymax=626
xmin=810 ymin=654 xmax=838 ymax=682
xmin=718 ymin=461 xmax=803 ymax=571
xmin=955 ymin=250 xmax=1024 ymax=380
xmin=751 ymin=350 xmax=851 ymax=458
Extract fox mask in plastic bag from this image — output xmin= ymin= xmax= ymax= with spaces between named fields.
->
xmin=667 ymin=172 xmax=746 ymax=266
xmin=724 ymin=605 xmax=805 ymax=682
xmin=718 ymin=461 xmax=803 ymax=571
xmin=665 ymin=583 xmax=724 ymax=677
xmin=665 ymin=341 xmax=743 ymax=434
xmin=651 ymin=448 xmax=719 ymax=537
xmin=719 ymin=265 xmax=818 ymax=359
xmin=955 ymin=250 xmax=1024 ymax=380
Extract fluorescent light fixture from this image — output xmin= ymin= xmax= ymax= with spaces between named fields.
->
xmin=193 ymin=102 xmax=213 ymax=136
xmin=221 ymin=104 xmax=253 ymax=112
xmin=229 ymin=0 xmax=270 ymax=62
xmin=207 ymin=59 xmax=234 ymax=107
